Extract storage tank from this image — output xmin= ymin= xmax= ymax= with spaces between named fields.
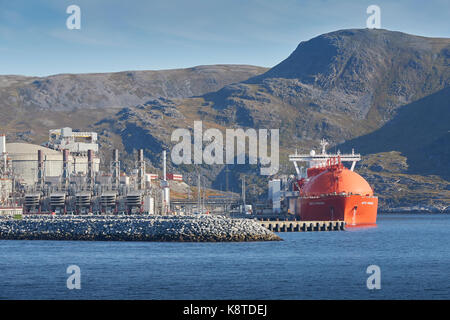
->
xmin=303 ymin=168 xmax=373 ymax=197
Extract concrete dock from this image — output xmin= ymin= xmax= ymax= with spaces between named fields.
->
xmin=258 ymin=220 xmax=346 ymax=232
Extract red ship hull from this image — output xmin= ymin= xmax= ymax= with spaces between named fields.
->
xmin=296 ymin=194 xmax=378 ymax=226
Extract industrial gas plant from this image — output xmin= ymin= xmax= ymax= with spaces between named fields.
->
xmin=0 ymin=127 xmax=179 ymax=215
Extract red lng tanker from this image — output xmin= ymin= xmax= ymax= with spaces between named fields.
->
xmin=289 ymin=140 xmax=378 ymax=226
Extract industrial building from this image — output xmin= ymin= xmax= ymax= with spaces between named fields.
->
xmin=0 ymin=127 xmax=181 ymax=215
xmin=6 ymin=142 xmax=100 ymax=186
xmin=47 ymin=127 xmax=98 ymax=154
xmin=0 ymin=127 xmax=268 ymax=217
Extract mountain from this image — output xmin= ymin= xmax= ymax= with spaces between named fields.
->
xmin=203 ymin=29 xmax=450 ymax=145
xmin=1 ymin=29 xmax=449 ymax=210
xmin=337 ymin=86 xmax=450 ymax=209
xmin=339 ymin=86 xmax=450 ymax=179
xmin=0 ymin=64 xmax=267 ymax=111
xmin=0 ymin=64 xmax=267 ymax=142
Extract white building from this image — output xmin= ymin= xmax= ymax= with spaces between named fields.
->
xmin=47 ymin=127 xmax=98 ymax=154
xmin=6 ymin=143 xmax=100 ymax=186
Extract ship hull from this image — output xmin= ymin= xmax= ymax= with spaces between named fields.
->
xmin=296 ymin=194 xmax=378 ymax=226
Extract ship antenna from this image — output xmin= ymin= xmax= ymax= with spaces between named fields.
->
xmin=320 ymin=139 xmax=328 ymax=155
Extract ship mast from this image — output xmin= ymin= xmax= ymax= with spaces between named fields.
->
xmin=320 ymin=139 xmax=328 ymax=155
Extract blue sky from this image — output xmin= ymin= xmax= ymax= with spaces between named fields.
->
xmin=1 ymin=0 xmax=449 ymax=76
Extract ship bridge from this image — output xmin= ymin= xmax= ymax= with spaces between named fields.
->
xmin=289 ymin=139 xmax=361 ymax=179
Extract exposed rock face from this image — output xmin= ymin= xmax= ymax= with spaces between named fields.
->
xmin=0 ymin=215 xmax=282 ymax=242
xmin=356 ymin=152 xmax=450 ymax=210
xmin=0 ymin=65 xmax=267 ymax=110
xmin=204 ymin=29 xmax=450 ymax=137
xmin=338 ymin=87 xmax=450 ymax=180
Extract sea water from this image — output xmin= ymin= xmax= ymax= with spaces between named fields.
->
xmin=0 ymin=214 xmax=448 ymax=299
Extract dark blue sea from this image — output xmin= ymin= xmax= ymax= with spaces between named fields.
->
xmin=0 ymin=214 xmax=449 ymax=299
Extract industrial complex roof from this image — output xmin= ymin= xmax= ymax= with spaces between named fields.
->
xmin=6 ymin=143 xmax=61 ymax=156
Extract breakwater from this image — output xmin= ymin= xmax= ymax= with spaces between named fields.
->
xmin=0 ymin=215 xmax=281 ymax=242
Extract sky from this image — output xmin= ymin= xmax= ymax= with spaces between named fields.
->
xmin=0 ymin=0 xmax=449 ymax=76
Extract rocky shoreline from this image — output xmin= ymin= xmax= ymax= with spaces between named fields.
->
xmin=380 ymin=205 xmax=450 ymax=213
xmin=0 ymin=215 xmax=282 ymax=242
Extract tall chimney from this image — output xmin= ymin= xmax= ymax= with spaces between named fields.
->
xmin=87 ymin=149 xmax=94 ymax=190
xmin=37 ymin=149 xmax=44 ymax=190
xmin=161 ymin=150 xmax=170 ymax=214
xmin=0 ymin=134 xmax=6 ymax=174
xmin=62 ymin=149 xmax=70 ymax=190
xmin=111 ymin=149 xmax=120 ymax=190
xmin=163 ymin=150 xmax=167 ymax=182
xmin=137 ymin=149 xmax=145 ymax=190
xmin=0 ymin=134 xmax=5 ymax=154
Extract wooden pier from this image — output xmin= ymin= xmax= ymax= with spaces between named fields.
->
xmin=258 ymin=220 xmax=346 ymax=232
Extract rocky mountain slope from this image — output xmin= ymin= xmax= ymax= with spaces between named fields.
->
xmin=203 ymin=29 xmax=449 ymax=145
xmin=0 ymin=64 xmax=266 ymax=143
xmin=0 ymin=64 xmax=267 ymax=110
xmin=357 ymin=152 xmax=450 ymax=211
xmin=339 ymin=86 xmax=450 ymax=180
